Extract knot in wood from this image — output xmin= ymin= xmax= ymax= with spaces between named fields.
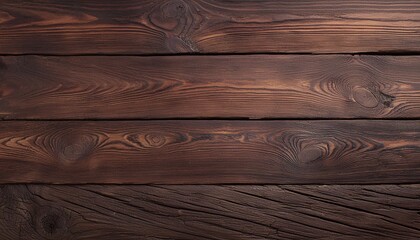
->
xmin=41 ymin=213 xmax=61 ymax=235
xmin=150 ymin=0 xmax=187 ymax=31
xmin=59 ymin=135 xmax=94 ymax=163
xmin=163 ymin=0 xmax=186 ymax=19
xmin=63 ymin=143 xmax=85 ymax=161
xmin=144 ymin=133 xmax=166 ymax=147
xmin=298 ymin=146 xmax=324 ymax=164
xmin=352 ymin=87 xmax=379 ymax=108
xmin=34 ymin=207 xmax=68 ymax=239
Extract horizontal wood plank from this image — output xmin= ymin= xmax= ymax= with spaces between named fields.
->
xmin=1 ymin=0 xmax=420 ymax=54
xmin=0 ymin=120 xmax=418 ymax=184
xmin=1 ymin=55 xmax=419 ymax=119
xmin=1 ymin=184 xmax=419 ymax=239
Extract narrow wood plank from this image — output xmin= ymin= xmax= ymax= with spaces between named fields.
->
xmin=1 ymin=184 xmax=419 ymax=239
xmin=1 ymin=0 xmax=420 ymax=54
xmin=1 ymin=55 xmax=419 ymax=119
xmin=0 ymin=120 xmax=418 ymax=184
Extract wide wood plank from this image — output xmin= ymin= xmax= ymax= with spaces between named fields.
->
xmin=0 ymin=120 xmax=418 ymax=184
xmin=1 ymin=184 xmax=419 ymax=239
xmin=1 ymin=0 xmax=420 ymax=54
xmin=1 ymin=55 xmax=419 ymax=119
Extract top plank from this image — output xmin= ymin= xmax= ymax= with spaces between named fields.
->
xmin=1 ymin=0 xmax=420 ymax=54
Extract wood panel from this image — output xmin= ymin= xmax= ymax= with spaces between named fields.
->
xmin=1 ymin=184 xmax=419 ymax=239
xmin=1 ymin=55 xmax=419 ymax=119
xmin=0 ymin=120 xmax=418 ymax=184
xmin=1 ymin=0 xmax=420 ymax=54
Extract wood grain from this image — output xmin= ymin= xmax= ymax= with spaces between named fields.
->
xmin=1 ymin=0 xmax=420 ymax=54
xmin=1 ymin=184 xmax=419 ymax=239
xmin=0 ymin=120 xmax=418 ymax=184
xmin=1 ymin=55 xmax=419 ymax=119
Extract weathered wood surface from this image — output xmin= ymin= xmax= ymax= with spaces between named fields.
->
xmin=1 ymin=1 xmax=419 ymax=238
xmin=1 ymin=0 xmax=420 ymax=54
xmin=1 ymin=184 xmax=419 ymax=239
xmin=0 ymin=120 xmax=418 ymax=184
xmin=1 ymin=55 xmax=419 ymax=119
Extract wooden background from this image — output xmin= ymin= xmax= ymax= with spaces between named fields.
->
xmin=0 ymin=0 xmax=419 ymax=239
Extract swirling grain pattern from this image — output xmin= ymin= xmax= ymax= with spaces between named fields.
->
xmin=1 ymin=55 xmax=419 ymax=119
xmin=1 ymin=184 xmax=419 ymax=239
xmin=0 ymin=120 xmax=418 ymax=184
xmin=1 ymin=0 xmax=420 ymax=54
xmin=1 ymin=0 xmax=419 ymax=237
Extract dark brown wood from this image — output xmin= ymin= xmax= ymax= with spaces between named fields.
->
xmin=1 ymin=55 xmax=419 ymax=119
xmin=1 ymin=1 xmax=419 ymax=237
xmin=1 ymin=0 xmax=420 ymax=54
xmin=0 ymin=120 xmax=418 ymax=184
xmin=1 ymin=184 xmax=419 ymax=239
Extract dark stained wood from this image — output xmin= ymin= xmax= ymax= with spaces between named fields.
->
xmin=1 ymin=184 xmax=419 ymax=239
xmin=1 ymin=55 xmax=419 ymax=119
xmin=1 ymin=1 xmax=418 ymax=237
xmin=0 ymin=120 xmax=418 ymax=184
xmin=1 ymin=0 xmax=420 ymax=54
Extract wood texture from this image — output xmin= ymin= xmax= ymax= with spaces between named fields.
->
xmin=1 ymin=1 xmax=419 ymax=238
xmin=1 ymin=184 xmax=419 ymax=239
xmin=1 ymin=55 xmax=419 ymax=119
xmin=1 ymin=0 xmax=420 ymax=54
xmin=0 ymin=120 xmax=418 ymax=184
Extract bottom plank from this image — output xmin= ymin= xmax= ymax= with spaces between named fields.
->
xmin=1 ymin=185 xmax=419 ymax=239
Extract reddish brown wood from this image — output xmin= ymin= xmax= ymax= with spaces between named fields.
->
xmin=1 ymin=184 xmax=419 ymax=239
xmin=1 ymin=55 xmax=419 ymax=119
xmin=1 ymin=1 xmax=419 ymax=237
xmin=1 ymin=0 xmax=420 ymax=54
xmin=0 ymin=120 xmax=418 ymax=184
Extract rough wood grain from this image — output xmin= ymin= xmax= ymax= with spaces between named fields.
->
xmin=1 ymin=55 xmax=419 ymax=119
xmin=1 ymin=0 xmax=420 ymax=54
xmin=1 ymin=184 xmax=419 ymax=239
xmin=0 ymin=120 xmax=418 ymax=184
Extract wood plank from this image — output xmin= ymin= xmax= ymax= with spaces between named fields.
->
xmin=0 ymin=120 xmax=418 ymax=184
xmin=1 ymin=0 xmax=420 ymax=54
xmin=1 ymin=55 xmax=419 ymax=119
xmin=1 ymin=184 xmax=419 ymax=239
